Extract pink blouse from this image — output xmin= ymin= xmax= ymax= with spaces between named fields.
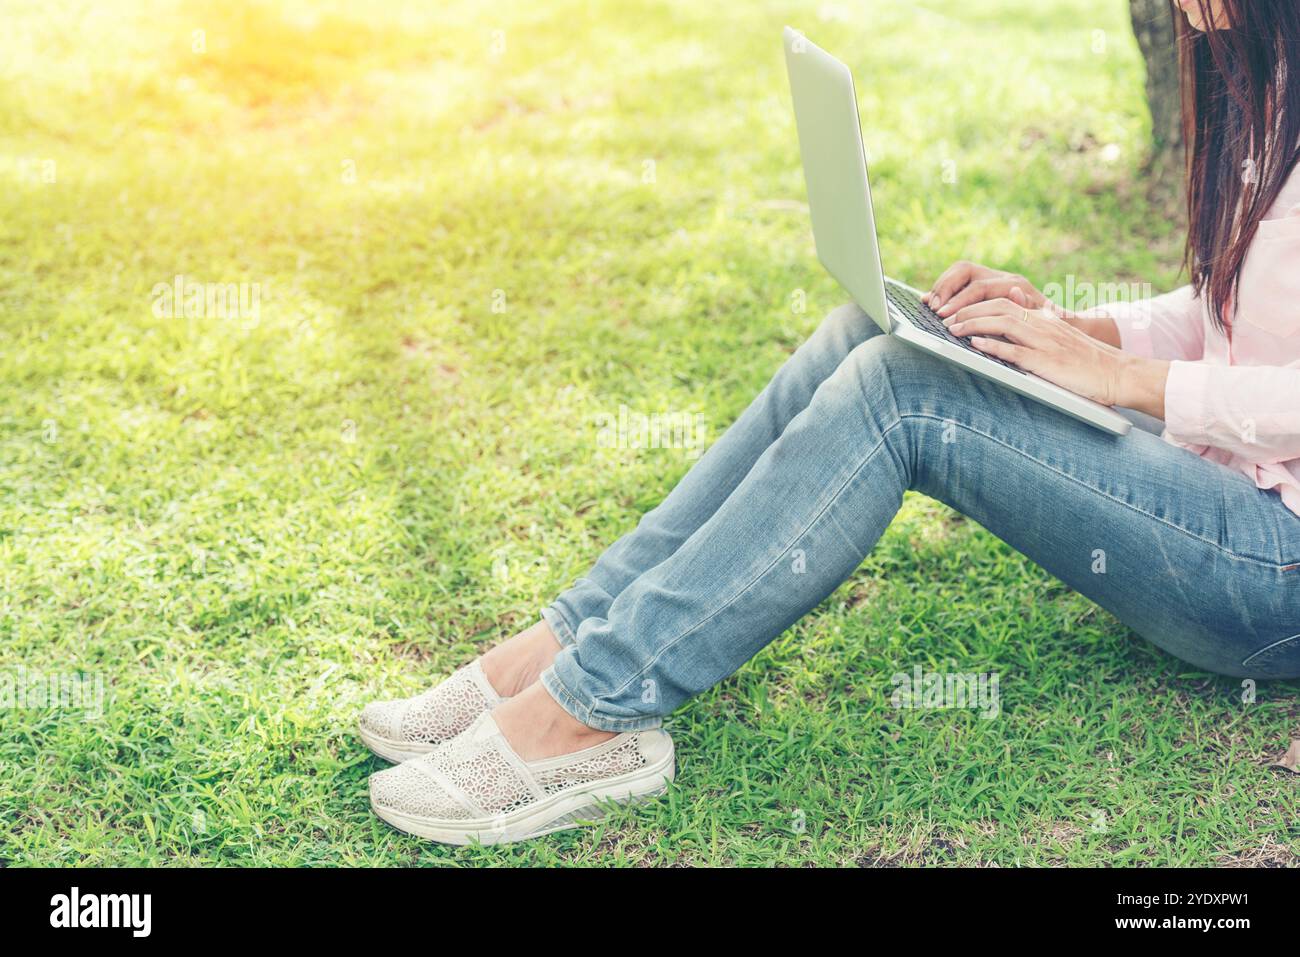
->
xmin=1084 ymin=165 xmax=1300 ymax=518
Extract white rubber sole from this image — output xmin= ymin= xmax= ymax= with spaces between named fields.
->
xmin=358 ymin=723 xmax=437 ymax=764
xmin=371 ymin=740 xmax=676 ymax=845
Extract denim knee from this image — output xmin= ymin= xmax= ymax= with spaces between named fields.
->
xmin=832 ymin=334 xmax=952 ymax=421
xmin=802 ymin=302 xmax=884 ymax=365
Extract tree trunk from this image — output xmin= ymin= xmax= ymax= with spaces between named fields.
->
xmin=1129 ymin=0 xmax=1184 ymax=204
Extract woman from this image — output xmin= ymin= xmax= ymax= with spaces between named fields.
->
xmin=362 ymin=0 xmax=1300 ymax=845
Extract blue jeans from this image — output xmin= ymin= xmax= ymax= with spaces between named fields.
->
xmin=539 ymin=304 xmax=1300 ymax=732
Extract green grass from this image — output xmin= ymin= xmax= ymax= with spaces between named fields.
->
xmin=1 ymin=0 xmax=1296 ymax=866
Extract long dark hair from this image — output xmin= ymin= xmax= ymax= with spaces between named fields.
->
xmin=1177 ymin=0 xmax=1300 ymax=330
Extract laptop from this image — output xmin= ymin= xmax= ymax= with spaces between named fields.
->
xmin=782 ymin=27 xmax=1131 ymax=435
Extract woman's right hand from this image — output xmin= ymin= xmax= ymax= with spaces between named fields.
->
xmin=926 ymin=261 xmax=1048 ymax=318
xmin=928 ymin=260 xmax=1124 ymax=348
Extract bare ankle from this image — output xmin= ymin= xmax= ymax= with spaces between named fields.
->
xmin=493 ymin=683 xmax=614 ymax=761
xmin=480 ymin=620 xmax=562 ymax=698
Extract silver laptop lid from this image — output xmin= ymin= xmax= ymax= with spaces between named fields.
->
xmin=782 ymin=27 xmax=891 ymax=332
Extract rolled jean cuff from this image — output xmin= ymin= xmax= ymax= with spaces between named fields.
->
xmin=540 ymin=604 xmax=579 ymax=648
xmin=540 ymin=659 xmax=664 ymax=734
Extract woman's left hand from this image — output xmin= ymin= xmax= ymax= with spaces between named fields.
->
xmin=945 ymin=288 xmax=1169 ymax=415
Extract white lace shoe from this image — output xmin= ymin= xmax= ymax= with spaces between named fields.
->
xmin=369 ymin=712 xmax=674 ymax=845
xmin=358 ymin=659 xmax=505 ymax=763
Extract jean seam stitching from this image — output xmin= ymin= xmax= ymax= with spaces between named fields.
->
xmin=541 ymin=668 xmax=593 ymax=724
xmin=541 ymin=605 xmax=578 ymax=647
xmin=905 ymin=412 xmax=1293 ymax=569
xmin=1240 ymin=632 xmax=1300 ymax=669
xmin=595 ymin=421 xmax=905 ymax=705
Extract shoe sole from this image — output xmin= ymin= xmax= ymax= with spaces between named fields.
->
xmin=358 ymin=723 xmax=437 ymax=764
xmin=371 ymin=740 xmax=675 ymax=846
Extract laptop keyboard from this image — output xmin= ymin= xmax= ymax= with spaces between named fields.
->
xmin=885 ymin=283 xmax=1023 ymax=374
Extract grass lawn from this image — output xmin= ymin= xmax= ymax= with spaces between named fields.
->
xmin=1 ymin=0 xmax=1297 ymax=866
